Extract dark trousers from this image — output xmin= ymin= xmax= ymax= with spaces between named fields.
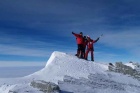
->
xmin=76 ymin=44 xmax=84 ymax=58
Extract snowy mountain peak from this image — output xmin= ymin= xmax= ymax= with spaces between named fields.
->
xmin=1 ymin=51 xmax=140 ymax=93
xmin=39 ymin=51 xmax=108 ymax=83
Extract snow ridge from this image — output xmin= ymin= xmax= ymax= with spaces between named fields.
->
xmin=29 ymin=51 xmax=108 ymax=84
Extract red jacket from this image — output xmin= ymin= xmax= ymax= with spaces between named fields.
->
xmin=72 ymin=33 xmax=83 ymax=44
xmin=87 ymin=38 xmax=99 ymax=49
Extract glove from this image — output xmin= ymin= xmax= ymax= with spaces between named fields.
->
xmin=72 ymin=32 xmax=74 ymax=34
xmin=96 ymin=37 xmax=100 ymax=41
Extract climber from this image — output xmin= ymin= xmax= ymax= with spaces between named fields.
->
xmin=85 ymin=36 xmax=99 ymax=61
xmin=72 ymin=32 xmax=84 ymax=58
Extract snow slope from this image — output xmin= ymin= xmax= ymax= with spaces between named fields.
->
xmin=0 ymin=51 xmax=140 ymax=93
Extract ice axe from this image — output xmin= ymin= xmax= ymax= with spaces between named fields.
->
xmin=98 ymin=34 xmax=103 ymax=38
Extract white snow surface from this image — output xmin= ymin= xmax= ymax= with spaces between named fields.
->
xmin=0 ymin=51 xmax=140 ymax=93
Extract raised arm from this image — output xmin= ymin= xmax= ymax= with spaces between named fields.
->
xmin=72 ymin=32 xmax=80 ymax=37
xmin=93 ymin=37 xmax=99 ymax=43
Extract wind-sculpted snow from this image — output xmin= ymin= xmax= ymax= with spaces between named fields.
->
xmin=59 ymin=73 xmax=140 ymax=93
xmin=28 ymin=51 xmax=108 ymax=84
xmin=0 ymin=51 xmax=140 ymax=93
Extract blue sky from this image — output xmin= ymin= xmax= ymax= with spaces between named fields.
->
xmin=0 ymin=0 xmax=140 ymax=66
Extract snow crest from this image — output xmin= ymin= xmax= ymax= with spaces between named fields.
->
xmin=31 ymin=51 xmax=108 ymax=83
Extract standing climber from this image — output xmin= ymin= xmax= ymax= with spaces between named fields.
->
xmin=83 ymin=36 xmax=88 ymax=58
xmin=85 ymin=36 xmax=99 ymax=61
xmin=72 ymin=32 xmax=84 ymax=58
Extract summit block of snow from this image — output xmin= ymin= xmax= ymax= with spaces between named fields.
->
xmin=30 ymin=51 xmax=108 ymax=83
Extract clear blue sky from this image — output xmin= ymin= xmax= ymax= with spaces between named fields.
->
xmin=0 ymin=0 xmax=140 ymax=66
